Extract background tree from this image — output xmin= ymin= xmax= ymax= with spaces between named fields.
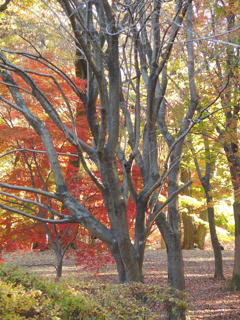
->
xmin=190 ymin=134 xmax=224 ymax=279
xmin=194 ymin=0 xmax=240 ymax=287
xmin=217 ymin=2 xmax=240 ymax=289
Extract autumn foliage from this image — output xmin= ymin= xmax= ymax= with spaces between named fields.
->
xmin=0 ymin=49 xmax=159 ymax=272
xmin=0 ymin=59 xmax=117 ymax=270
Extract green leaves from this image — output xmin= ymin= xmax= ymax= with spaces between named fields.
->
xmin=0 ymin=264 xmax=188 ymax=320
xmin=0 ymin=264 xmax=104 ymax=320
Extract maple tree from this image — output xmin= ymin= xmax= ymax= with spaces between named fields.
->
xmin=0 ymin=58 xmax=117 ymax=278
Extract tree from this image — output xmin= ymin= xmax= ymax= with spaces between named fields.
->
xmin=0 ymin=0 xmax=193 ymax=291
xmin=1 ymin=3 xmax=237 ymax=308
xmin=154 ymin=2 xmax=200 ymax=290
xmin=196 ymin=0 xmax=240 ymax=287
xmin=0 ymin=57 xmax=115 ymax=279
xmin=218 ymin=4 xmax=240 ymax=289
xmin=190 ymin=134 xmax=224 ymax=279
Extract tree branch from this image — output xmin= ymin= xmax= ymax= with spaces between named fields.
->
xmin=0 ymin=148 xmax=78 ymax=159
xmin=146 ymin=180 xmax=192 ymax=235
xmin=0 ymin=202 xmax=72 ymax=224
xmin=0 ymin=191 xmax=66 ymax=219
xmin=0 ymin=182 xmax=60 ymax=200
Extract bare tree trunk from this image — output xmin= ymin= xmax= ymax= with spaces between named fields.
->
xmin=194 ymin=217 xmax=208 ymax=250
xmin=197 ymin=182 xmax=224 ymax=279
xmin=135 ymin=200 xmax=148 ymax=281
xmin=166 ymin=232 xmax=185 ymax=290
xmin=182 ymin=213 xmax=195 ymax=249
xmin=110 ymin=226 xmax=141 ymax=282
xmin=165 ymin=159 xmax=185 ymax=290
xmin=155 ymin=204 xmax=185 ymax=291
xmin=191 ymin=132 xmax=224 ymax=279
xmin=225 ymin=153 xmax=240 ymax=289
xmin=205 ymin=193 xmax=224 ymax=279
xmin=50 ymin=240 xmax=64 ymax=281
xmin=223 ymin=132 xmax=240 ymax=288
xmin=181 ymin=167 xmax=195 ymax=250
xmin=111 ymin=245 xmax=127 ymax=283
xmin=232 ymin=201 xmax=240 ymax=289
xmin=222 ymin=3 xmax=239 ymax=289
xmin=102 ymin=168 xmax=142 ymax=282
xmin=155 ymin=213 xmax=186 ymax=319
xmin=55 ymin=252 xmax=64 ymax=280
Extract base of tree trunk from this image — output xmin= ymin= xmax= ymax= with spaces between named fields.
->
xmin=214 ymin=273 xmax=225 ymax=280
xmin=166 ymin=303 xmax=186 ymax=320
xmin=229 ymin=274 xmax=240 ymax=290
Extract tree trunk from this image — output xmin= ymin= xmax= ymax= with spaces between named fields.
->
xmin=98 ymin=153 xmax=142 ymax=283
xmin=221 ymin=5 xmax=239 ymax=288
xmin=166 ymin=302 xmax=186 ymax=320
xmin=55 ymin=251 xmax=64 ymax=280
xmin=148 ymin=206 xmax=186 ymax=320
xmin=194 ymin=224 xmax=207 ymax=250
xmin=181 ymin=167 xmax=195 ymax=250
xmin=110 ymin=228 xmax=141 ymax=282
xmin=194 ymin=210 xmax=208 ymax=250
xmin=103 ymin=188 xmax=142 ymax=282
xmin=135 ymin=200 xmax=148 ymax=281
xmin=231 ymin=201 xmax=240 ymax=289
xmin=206 ymin=193 xmax=224 ymax=279
xmin=224 ymin=147 xmax=240 ymax=288
xmin=166 ymin=167 xmax=185 ymax=290
xmin=111 ymin=221 xmax=142 ymax=282
xmin=108 ymin=222 xmax=141 ymax=282
xmin=182 ymin=212 xmax=195 ymax=249
xmin=166 ymin=232 xmax=185 ymax=290
xmin=111 ymin=246 xmax=127 ymax=283
xmin=191 ymin=132 xmax=224 ymax=278
xmin=155 ymin=211 xmax=185 ymax=290
xmin=118 ymin=238 xmax=141 ymax=282
xmin=49 ymin=240 xmax=64 ymax=280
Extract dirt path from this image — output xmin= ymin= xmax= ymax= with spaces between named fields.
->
xmin=3 ymin=249 xmax=240 ymax=319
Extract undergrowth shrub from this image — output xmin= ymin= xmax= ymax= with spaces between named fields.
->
xmin=0 ymin=279 xmax=60 ymax=320
xmin=0 ymin=264 xmax=188 ymax=319
xmin=0 ymin=264 xmax=104 ymax=320
xmin=66 ymin=279 xmax=189 ymax=319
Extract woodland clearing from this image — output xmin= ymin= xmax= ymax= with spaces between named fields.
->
xmin=2 ymin=248 xmax=240 ymax=320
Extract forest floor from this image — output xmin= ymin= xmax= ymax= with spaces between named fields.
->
xmin=3 ymin=248 xmax=240 ymax=320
